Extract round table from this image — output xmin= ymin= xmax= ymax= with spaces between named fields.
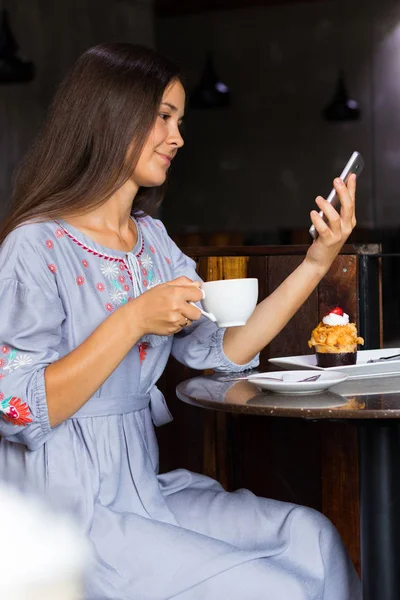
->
xmin=177 ymin=373 xmax=400 ymax=600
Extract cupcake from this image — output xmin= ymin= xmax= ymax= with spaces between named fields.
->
xmin=308 ymin=307 xmax=364 ymax=367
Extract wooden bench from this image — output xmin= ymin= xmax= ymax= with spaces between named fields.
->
xmin=156 ymin=243 xmax=382 ymax=574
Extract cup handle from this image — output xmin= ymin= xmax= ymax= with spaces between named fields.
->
xmin=189 ymin=289 xmax=218 ymax=323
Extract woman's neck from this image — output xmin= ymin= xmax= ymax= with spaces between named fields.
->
xmin=61 ymin=179 xmax=139 ymax=252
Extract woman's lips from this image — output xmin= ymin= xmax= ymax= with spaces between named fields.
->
xmin=156 ymin=152 xmax=172 ymax=165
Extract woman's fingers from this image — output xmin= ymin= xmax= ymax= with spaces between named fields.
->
xmin=180 ymin=301 xmax=202 ymax=322
xmin=313 ymin=175 xmax=357 ymax=241
xmin=309 ymin=208 xmax=330 ymax=237
xmin=346 ymin=173 xmax=357 ymax=203
xmin=313 ymin=195 xmax=341 ymax=238
xmin=170 ymin=276 xmax=201 ymax=287
xmin=336 ymin=174 xmax=356 ymax=233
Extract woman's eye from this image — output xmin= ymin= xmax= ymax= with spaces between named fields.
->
xmin=159 ymin=113 xmax=170 ymax=121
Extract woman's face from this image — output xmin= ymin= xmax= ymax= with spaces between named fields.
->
xmin=131 ymin=79 xmax=185 ymax=188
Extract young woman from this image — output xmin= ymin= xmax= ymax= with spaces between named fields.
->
xmin=0 ymin=43 xmax=360 ymax=599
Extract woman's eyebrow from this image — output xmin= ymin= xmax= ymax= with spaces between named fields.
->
xmin=161 ymin=102 xmax=177 ymax=111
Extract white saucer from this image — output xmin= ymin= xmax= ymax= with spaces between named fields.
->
xmin=248 ymin=370 xmax=348 ymax=394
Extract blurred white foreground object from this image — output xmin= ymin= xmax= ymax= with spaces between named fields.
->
xmin=0 ymin=485 xmax=88 ymax=600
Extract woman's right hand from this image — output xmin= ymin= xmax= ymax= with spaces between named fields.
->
xmin=130 ymin=276 xmax=203 ymax=337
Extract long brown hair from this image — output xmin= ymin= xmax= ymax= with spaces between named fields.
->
xmin=0 ymin=43 xmax=181 ymax=245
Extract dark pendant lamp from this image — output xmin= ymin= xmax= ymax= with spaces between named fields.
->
xmin=323 ymin=71 xmax=360 ymax=122
xmin=0 ymin=9 xmax=35 ymax=83
xmin=190 ymin=54 xmax=231 ymax=109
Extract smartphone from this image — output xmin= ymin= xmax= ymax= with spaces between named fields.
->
xmin=309 ymin=151 xmax=364 ymax=240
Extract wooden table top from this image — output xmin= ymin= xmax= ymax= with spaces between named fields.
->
xmin=176 ymin=373 xmax=400 ymax=419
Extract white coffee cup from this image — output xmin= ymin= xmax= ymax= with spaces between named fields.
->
xmin=196 ymin=278 xmax=258 ymax=328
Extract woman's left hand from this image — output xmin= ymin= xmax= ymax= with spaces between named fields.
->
xmin=305 ymin=173 xmax=356 ymax=273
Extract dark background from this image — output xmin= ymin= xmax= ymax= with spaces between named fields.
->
xmin=1 ymin=0 xmax=400 ymax=340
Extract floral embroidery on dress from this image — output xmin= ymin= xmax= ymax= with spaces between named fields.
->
xmin=0 ymin=348 xmax=33 ymax=376
xmin=1 ymin=346 xmax=9 ymax=354
xmin=137 ymin=252 xmax=161 ymax=290
xmin=100 ymin=261 xmax=129 ymax=308
xmin=141 ymin=253 xmax=153 ymax=271
xmin=109 ymin=287 xmax=127 ymax=306
xmin=54 ymin=218 xmax=164 ymax=310
xmin=46 ymin=240 xmax=54 ymax=249
xmin=100 ymin=263 xmax=120 ymax=279
xmin=0 ymin=396 xmax=33 ymax=426
xmin=138 ymin=342 xmax=148 ymax=363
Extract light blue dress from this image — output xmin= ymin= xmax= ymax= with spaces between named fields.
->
xmin=0 ymin=216 xmax=360 ymax=599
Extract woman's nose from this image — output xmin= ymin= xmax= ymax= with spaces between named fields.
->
xmin=169 ymin=125 xmax=184 ymax=148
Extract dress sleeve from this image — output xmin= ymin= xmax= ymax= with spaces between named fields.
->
xmin=0 ymin=278 xmax=65 ymax=450
xmin=164 ymin=233 xmax=259 ymax=373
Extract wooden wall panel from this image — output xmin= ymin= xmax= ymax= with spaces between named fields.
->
xmin=318 ymin=255 xmax=358 ymax=323
xmin=268 ymin=256 xmax=318 ymax=359
xmin=321 ymin=422 xmax=360 ymax=575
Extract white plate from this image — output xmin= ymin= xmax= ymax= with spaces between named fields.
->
xmin=269 ymin=348 xmax=400 ymax=380
xmin=247 ymin=370 xmax=348 ymax=394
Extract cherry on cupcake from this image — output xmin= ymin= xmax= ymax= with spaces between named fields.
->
xmin=329 ymin=307 xmax=344 ymax=316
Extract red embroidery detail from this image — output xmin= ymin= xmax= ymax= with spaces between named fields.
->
xmin=105 ymin=303 xmax=114 ymax=312
xmin=123 ymin=284 xmax=130 ymax=292
xmin=96 ymin=282 xmax=105 ymax=292
xmin=52 ymin=220 xmax=145 ymax=285
xmin=118 ymin=275 xmax=125 ymax=284
xmin=55 ymin=228 xmax=64 ymax=238
xmin=54 ymin=221 xmax=143 ymax=261
xmin=149 ymin=246 xmax=155 ymax=254
xmin=143 ymin=280 xmax=148 ymax=288
xmin=76 ymin=275 xmax=85 ymax=286
xmin=46 ymin=240 xmax=54 ymax=249
xmin=138 ymin=343 xmax=148 ymax=363
xmin=3 ymin=397 xmax=33 ymax=426
xmin=165 ymin=257 xmax=171 ymax=265
xmin=82 ymin=259 xmax=89 ymax=268
xmin=1 ymin=346 xmax=9 ymax=354
xmin=0 ymin=358 xmax=4 ymax=368
xmin=122 ymin=260 xmax=133 ymax=284
xmin=48 ymin=264 xmax=57 ymax=273
xmin=142 ymin=268 xmax=147 ymax=276
xmin=0 ymin=393 xmax=4 ymax=401
xmin=0 ymin=374 xmax=5 ymax=380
